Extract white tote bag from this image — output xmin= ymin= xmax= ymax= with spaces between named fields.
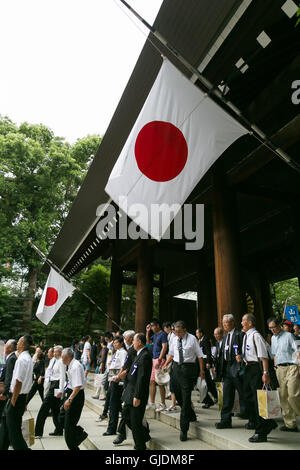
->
xmin=257 ymin=385 xmax=282 ymax=419
xmin=196 ymin=377 xmax=208 ymax=402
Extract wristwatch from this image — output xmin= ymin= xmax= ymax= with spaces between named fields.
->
xmin=263 ymin=371 xmax=269 ymax=375
xmin=68 ymin=397 xmax=73 ymax=402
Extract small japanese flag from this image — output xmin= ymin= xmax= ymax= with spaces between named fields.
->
xmin=105 ymin=59 xmax=248 ymax=240
xmin=36 ymin=268 xmax=75 ymax=325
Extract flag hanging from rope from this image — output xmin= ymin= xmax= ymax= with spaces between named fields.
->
xmin=105 ymin=59 xmax=248 ymax=240
xmin=36 ymin=268 xmax=75 ymax=325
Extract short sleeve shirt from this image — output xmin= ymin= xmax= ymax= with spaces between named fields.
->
xmin=271 ymin=331 xmax=298 ymax=365
xmin=67 ymin=359 xmax=86 ymax=390
xmin=10 ymin=350 xmax=33 ymax=394
xmin=169 ymin=333 xmax=203 ymax=363
xmin=81 ymin=342 xmax=91 ymax=364
xmin=152 ymin=331 xmax=168 ymax=359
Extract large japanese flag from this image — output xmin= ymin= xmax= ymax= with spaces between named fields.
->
xmin=36 ymin=268 xmax=75 ymax=325
xmin=105 ymin=59 xmax=248 ymax=239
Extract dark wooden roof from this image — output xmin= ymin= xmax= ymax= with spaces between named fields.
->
xmin=47 ymin=0 xmax=300 ymax=284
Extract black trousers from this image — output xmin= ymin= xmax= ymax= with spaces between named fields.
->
xmin=172 ymin=362 xmax=197 ymax=433
xmin=35 ymin=381 xmax=63 ymax=436
xmin=123 ymin=402 xmax=149 ymax=450
xmin=107 ymin=381 xmax=123 ymax=434
xmin=0 ymin=400 xmax=6 ymax=423
xmin=0 ymin=394 xmax=29 ymax=450
xmin=102 ymin=383 xmax=111 ymax=416
xmin=243 ymin=363 xmax=276 ymax=435
xmin=26 ymin=380 xmax=44 ymax=405
xmin=117 ymin=412 xmax=126 ymax=438
xmin=221 ymin=362 xmax=247 ymax=423
xmin=63 ymin=389 xmax=86 ymax=450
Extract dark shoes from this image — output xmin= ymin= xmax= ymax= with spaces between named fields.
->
xmin=267 ymin=420 xmax=278 ymax=433
xmin=215 ymin=422 xmax=232 ymax=429
xmin=280 ymin=425 xmax=299 ymax=432
xmin=78 ymin=431 xmax=88 ymax=445
xmin=113 ymin=435 xmax=126 ymax=445
xmin=248 ymin=434 xmax=267 ymax=443
xmin=103 ymin=431 xmax=116 ymax=436
xmin=180 ymin=431 xmax=187 ymax=442
xmin=49 ymin=430 xmax=63 ymax=436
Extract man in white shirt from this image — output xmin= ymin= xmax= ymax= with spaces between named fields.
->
xmin=35 ymin=345 xmax=66 ymax=438
xmin=43 ymin=347 xmax=55 ymax=396
xmin=0 ymin=334 xmax=34 ymax=450
xmin=81 ymin=335 xmax=92 ymax=378
xmin=61 ymin=347 xmax=88 ymax=450
xmin=236 ymin=314 xmax=277 ymax=443
xmin=164 ymin=321 xmax=205 ymax=442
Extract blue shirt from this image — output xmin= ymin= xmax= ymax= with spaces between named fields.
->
xmin=152 ymin=331 xmax=168 ymax=359
xmin=271 ymin=331 xmax=298 ymax=365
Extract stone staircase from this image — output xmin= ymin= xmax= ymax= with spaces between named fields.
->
xmin=83 ymin=375 xmax=300 ymax=451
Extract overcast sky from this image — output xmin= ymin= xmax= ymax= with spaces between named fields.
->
xmin=0 ymin=0 xmax=163 ymax=143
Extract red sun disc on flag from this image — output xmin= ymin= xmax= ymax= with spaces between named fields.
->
xmin=134 ymin=121 xmax=188 ymax=182
xmin=45 ymin=287 xmax=58 ymax=306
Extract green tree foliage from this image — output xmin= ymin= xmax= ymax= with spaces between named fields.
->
xmin=0 ymin=115 xmax=102 ymax=334
xmin=271 ymin=278 xmax=300 ymax=319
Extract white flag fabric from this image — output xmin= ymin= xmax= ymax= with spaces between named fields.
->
xmin=36 ymin=268 xmax=75 ymax=325
xmin=105 ymin=59 xmax=248 ymax=240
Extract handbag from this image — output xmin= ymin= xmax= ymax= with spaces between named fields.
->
xmin=257 ymin=384 xmax=282 ymax=419
xmin=21 ymin=418 xmax=35 ymax=447
xmin=94 ymin=373 xmax=106 ymax=388
xmin=196 ymin=377 xmax=207 ymax=402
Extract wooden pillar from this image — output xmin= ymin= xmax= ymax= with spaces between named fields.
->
xmin=259 ymin=273 xmax=274 ymax=326
xmin=197 ymin=259 xmax=218 ymax=338
xmin=106 ymin=256 xmax=122 ymax=332
xmin=158 ymin=270 xmax=169 ymax=324
xmin=135 ymin=240 xmax=153 ymax=332
xmin=212 ymin=167 xmax=244 ymax=327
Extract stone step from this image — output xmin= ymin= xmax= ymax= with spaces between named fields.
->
xmin=85 ymin=376 xmax=300 ymax=451
xmin=83 ymin=383 xmax=216 ymax=450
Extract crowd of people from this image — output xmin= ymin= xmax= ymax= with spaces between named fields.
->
xmin=0 ymin=314 xmax=300 ymax=450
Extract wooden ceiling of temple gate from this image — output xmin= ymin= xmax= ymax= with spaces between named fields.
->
xmin=46 ymin=0 xmax=300 ymax=284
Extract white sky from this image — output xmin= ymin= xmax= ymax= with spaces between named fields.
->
xmin=0 ymin=0 xmax=164 ymax=143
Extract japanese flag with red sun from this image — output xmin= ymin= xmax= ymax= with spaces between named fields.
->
xmin=105 ymin=59 xmax=248 ymax=240
xmin=36 ymin=268 xmax=75 ymax=325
